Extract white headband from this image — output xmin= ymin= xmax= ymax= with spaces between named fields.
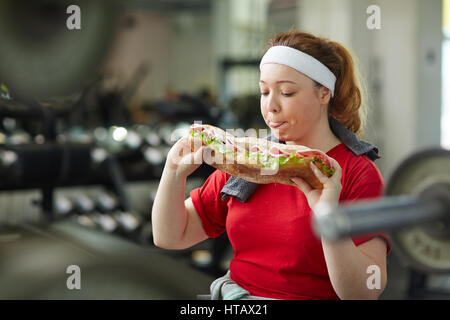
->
xmin=260 ymin=45 xmax=336 ymax=97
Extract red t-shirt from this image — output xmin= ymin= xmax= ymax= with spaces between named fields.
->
xmin=190 ymin=143 xmax=391 ymax=300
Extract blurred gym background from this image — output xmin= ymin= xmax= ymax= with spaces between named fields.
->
xmin=0 ymin=0 xmax=449 ymax=299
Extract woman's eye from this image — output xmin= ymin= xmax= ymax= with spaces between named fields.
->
xmin=260 ymin=91 xmax=294 ymax=97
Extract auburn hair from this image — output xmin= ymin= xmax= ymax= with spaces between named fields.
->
xmin=265 ymin=30 xmax=368 ymax=137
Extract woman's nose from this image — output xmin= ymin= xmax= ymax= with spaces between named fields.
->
xmin=267 ymin=94 xmax=281 ymax=113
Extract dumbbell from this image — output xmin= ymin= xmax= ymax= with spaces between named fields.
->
xmin=0 ymin=149 xmax=17 ymax=171
xmin=124 ymin=129 xmax=143 ymax=151
xmin=86 ymin=192 xmax=119 ymax=234
xmin=71 ymin=193 xmax=99 ymax=229
xmin=6 ymin=130 xmax=31 ymax=145
xmin=53 ymin=195 xmax=74 ymax=218
xmin=144 ymin=130 xmax=161 ymax=147
xmin=132 ymin=124 xmax=161 ymax=147
xmin=95 ymin=190 xmax=142 ymax=236
xmin=158 ymin=123 xmax=175 ymax=146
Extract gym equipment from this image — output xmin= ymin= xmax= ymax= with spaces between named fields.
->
xmin=96 ymin=62 xmax=150 ymax=128
xmin=0 ymin=0 xmax=118 ymax=101
xmin=113 ymin=211 xmax=141 ymax=234
xmin=219 ymin=58 xmax=260 ymax=106
xmin=0 ymin=0 xmax=122 ymax=222
xmin=72 ymin=192 xmax=99 ymax=229
xmin=0 ymin=220 xmax=214 ymax=299
xmin=124 ymin=129 xmax=143 ymax=150
xmin=54 ymin=195 xmax=74 ymax=217
xmin=189 ymin=232 xmax=231 ymax=278
xmin=92 ymin=212 xmax=119 ymax=233
xmin=191 ymin=250 xmax=213 ymax=268
xmin=95 ymin=190 xmax=142 ymax=235
xmin=0 ymin=0 xmax=228 ymax=301
xmin=96 ymin=190 xmax=118 ymax=213
xmin=314 ymin=148 xmax=450 ymax=274
xmin=72 ymin=193 xmax=96 ymax=214
xmin=142 ymin=128 xmax=162 ymax=147
xmin=0 ymin=149 xmax=17 ymax=169
xmin=154 ymin=94 xmax=220 ymax=125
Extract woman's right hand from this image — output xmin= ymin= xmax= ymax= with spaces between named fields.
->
xmin=165 ymin=134 xmax=205 ymax=179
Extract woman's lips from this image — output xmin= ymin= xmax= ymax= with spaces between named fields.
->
xmin=269 ymin=121 xmax=286 ymax=128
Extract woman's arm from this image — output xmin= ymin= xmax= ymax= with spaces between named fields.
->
xmin=151 ymin=135 xmax=208 ymax=250
xmin=291 ymin=160 xmax=388 ymax=299
xmin=321 ymin=236 xmax=387 ymax=299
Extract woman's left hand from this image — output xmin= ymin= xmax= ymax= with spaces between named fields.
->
xmin=290 ymin=157 xmax=342 ymax=211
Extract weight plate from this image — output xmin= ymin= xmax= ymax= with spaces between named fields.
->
xmin=386 ymin=148 xmax=450 ymax=273
xmin=0 ymin=0 xmax=118 ymax=100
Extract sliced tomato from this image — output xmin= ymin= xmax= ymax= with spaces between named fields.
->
xmin=250 ymin=145 xmax=264 ymax=153
xmin=249 ymin=146 xmax=259 ymax=153
xmin=295 ymin=151 xmax=331 ymax=168
xmin=225 ymin=137 xmax=242 ymax=152
xmin=191 ymin=126 xmax=204 ymax=133
xmin=316 ymin=154 xmax=331 ymax=168
xmin=204 ymin=128 xmax=215 ymax=138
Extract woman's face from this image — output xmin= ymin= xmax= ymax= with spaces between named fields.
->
xmin=259 ymin=63 xmax=329 ymax=144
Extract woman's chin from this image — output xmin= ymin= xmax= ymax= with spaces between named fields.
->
xmin=270 ymin=130 xmax=287 ymax=142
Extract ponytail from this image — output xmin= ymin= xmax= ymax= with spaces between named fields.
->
xmin=327 ymin=41 xmax=367 ymax=137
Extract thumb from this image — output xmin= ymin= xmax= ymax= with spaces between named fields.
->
xmin=290 ymin=177 xmax=312 ymax=194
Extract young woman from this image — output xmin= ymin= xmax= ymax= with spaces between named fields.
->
xmin=152 ymin=30 xmax=391 ymax=300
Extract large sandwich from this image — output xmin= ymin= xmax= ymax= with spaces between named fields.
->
xmin=189 ymin=123 xmax=335 ymax=189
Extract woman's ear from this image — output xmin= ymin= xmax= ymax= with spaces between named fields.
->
xmin=318 ymin=86 xmax=331 ymax=105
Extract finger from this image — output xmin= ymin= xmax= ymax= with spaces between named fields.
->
xmin=192 ymin=146 xmax=205 ymax=165
xmin=175 ymin=138 xmax=193 ymax=158
xmin=290 ymin=177 xmax=312 ymax=194
xmin=173 ymin=135 xmax=190 ymax=154
xmin=328 ymin=157 xmax=342 ymax=180
xmin=328 ymin=157 xmax=340 ymax=171
xmin=310 ymin=162 xmax=329 ymax=184
xmin=186 ymin=135 xmax=199 ymax=152
xmin=179 ymin=145 xmax=203 ymax=166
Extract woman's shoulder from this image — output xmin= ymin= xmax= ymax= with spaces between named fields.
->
xmin=198 ymin=169 xmax=230 ymax=191
xmin=330 ymin=143 xmax=384 ymax=187
xmin=190 ymin=169 xmax=231 ymax=212
xmin=211 ymin=169 xmax=231 ymax=182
